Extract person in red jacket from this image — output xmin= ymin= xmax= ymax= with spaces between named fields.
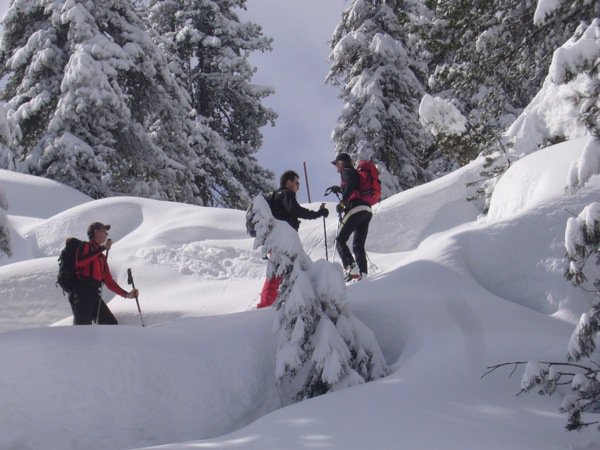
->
xmin=69 ymin=222 xmax=139 ymax=325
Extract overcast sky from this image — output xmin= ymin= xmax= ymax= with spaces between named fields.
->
xmin=242 ymin=1 xmax=347 ymax=203
xmin=0 ymin=0 xmax=346 ymax=204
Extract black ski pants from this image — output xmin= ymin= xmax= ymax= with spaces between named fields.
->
xmin=336 ymin=207 xmax=372 ymax=274
xmin=68 ymin=280 xmax=118 ymax=325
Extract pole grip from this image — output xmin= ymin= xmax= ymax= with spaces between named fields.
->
xmin=127 ymin=268 xmax=135 ymax=288
xmin=127 ymin=268 xmax=144 ymax=327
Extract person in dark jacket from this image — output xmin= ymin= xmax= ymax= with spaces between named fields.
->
xmin=69 ymin=222 xmax=139 ymax=325
xmin=257 ymin=170 xmax=329 ymax=308
xmin=329 ymin=153 xmax=372 ymax=281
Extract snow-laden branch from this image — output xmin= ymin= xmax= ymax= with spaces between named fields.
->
xmin=484 ymin=359 xmax=600 ymax=431
xmin=564 ymin=202 xmax=600 ymax=289
xmin=419 ymin=94 xmax=467 ymax=137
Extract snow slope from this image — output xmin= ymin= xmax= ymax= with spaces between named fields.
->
xmin=1 ymin=138 xmax=600 ymax=449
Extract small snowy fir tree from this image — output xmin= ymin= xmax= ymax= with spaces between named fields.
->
xmin=0 ymin=184 xmax=11 ymax=257
xmin=562 ymin=203 xmax=600 ymax=367
xmin=524 ymin=204 xmax=600 ymax=431
xmin=147 ymin=0 xmax=276 ymax=208
xmin=0 ymin=0 xmax=238 ymax=206
xmin=327 ymin=0 xmax=432 ymax=197
xmin=486 ymin=203 xmax=600 ymax=432
xmin=248 ymin=195 xmax=389 ymax=403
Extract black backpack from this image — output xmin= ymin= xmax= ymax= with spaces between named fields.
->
xmin=245 ymin=191 xmax=276 ymax=237
xmin=57 ymin=237 xmax=82 ymax=293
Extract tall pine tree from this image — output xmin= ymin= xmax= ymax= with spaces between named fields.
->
xmin=0 ymin=0 xmax=274 ymax=207
xmin=327 ymin=0 xmax=433 ymax=196
xmin=147 ymin=0 xmax=276 ymax=208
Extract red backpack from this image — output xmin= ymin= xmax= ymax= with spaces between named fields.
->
xmin=352 ymin=160 xmax=381 ymax=206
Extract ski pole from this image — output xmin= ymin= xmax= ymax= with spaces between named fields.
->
xmin=332 ymin=192 xmax=343 ymax=222
xmin=332 ymin=220 xmax=341 ymax=263
xmin=127 ymin=268 xmax=145 ymax=327
xmin=324 ymin=188 xmax=343 ymax=223
xmin=321 ymin=203 xmax=329 ymax=261
xmin=96 ymin=299 xmax=102 ymax=325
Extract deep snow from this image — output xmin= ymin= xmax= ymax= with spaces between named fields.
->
xmin=1 ymin=135 xmax=600 ymax=449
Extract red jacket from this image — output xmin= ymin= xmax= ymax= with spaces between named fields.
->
xmin=75 ymin=241 xmax=128 ymax=297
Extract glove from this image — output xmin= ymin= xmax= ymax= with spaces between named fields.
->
xmin=319 ymin=207 xmax=329 ymax=218
xmin=325 ymin=185 xmax=341 ymax=195
xmin=336 ymin=202 xmax=345 ymax=215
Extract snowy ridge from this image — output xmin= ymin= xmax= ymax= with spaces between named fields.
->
xmin=0 ymin=168 xmax=90 ymax=219
xmin=2 ymin=139 xmax=600 ymax=448
xmin=487 ymin=137 xmax=586 ymax=222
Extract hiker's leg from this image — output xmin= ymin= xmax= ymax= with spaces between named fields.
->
xmin=336 ymin=218 xmax=356 ymax=269
xmin=258 ymin=275 xmax=282 ymax=308
xmin=96 ymin=298 xmax=118 ymax=325
xmin=352 ymin=211 xmax=372 ymax=274
xmin=70 ymin=288 xmax=94 ymax=325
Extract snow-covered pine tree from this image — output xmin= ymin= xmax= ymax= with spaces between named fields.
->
xmin=327 ymin=0 xmax=433 ymax=197
xmin=0 ymin=183 xmax=11 ymax=257
xmin=248 ymin=195 xmax=389 ymax=403
xmin=147 ymin=0 xmax=276 ymax=208
xmin=0 ymin=0 xmax=226 ymax=205
xmin=423 ymin=0 xmax=600 ymax=166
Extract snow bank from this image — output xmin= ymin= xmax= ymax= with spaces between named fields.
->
xmin=2 ymin=138 xmax=600 ymax=449
xmin=366 ymin=160 xmax=481 ymax=253
xmin=0 ymin=169 xmax=90 ymax=219
xmin=0 ymin=314 xmax=279 ymax=450
xmin=487 ymin=137 xmax=587 ymax=222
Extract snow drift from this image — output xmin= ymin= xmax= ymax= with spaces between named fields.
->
xmin=1 ymin=136 xmax=600 ymax=448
